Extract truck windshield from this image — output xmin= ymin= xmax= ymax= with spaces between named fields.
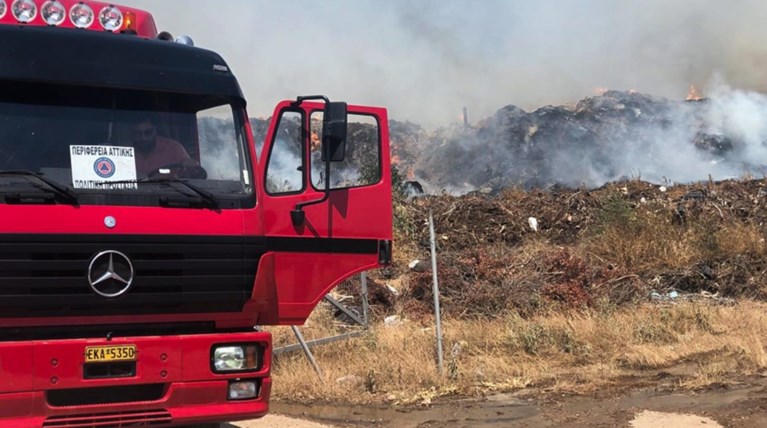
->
xmin=0 ymin=81 xmax=254 ymax=208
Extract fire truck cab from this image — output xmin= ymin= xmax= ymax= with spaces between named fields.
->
xmin=0 ymin=1 xmax=393 ymax=426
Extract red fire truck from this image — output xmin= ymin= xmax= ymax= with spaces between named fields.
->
xmin=0 ymin=1 xmax=392 ymax=426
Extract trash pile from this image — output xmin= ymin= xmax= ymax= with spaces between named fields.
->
xmin=357 ymin=178 xmax=767 ymax=319
xmin=409 ymin=90 xmax=750 ymax=193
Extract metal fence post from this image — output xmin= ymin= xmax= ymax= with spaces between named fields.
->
xmin=428 ymin=209 xmax=444 ymax=376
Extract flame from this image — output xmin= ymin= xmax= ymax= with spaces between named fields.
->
xmin=310 ymin=132 xmax=320 ymax=151
xmin=686 ymin=84 xmax=703 ymax=101
xmin=629 ymin=88 xmax=638 ymax=94
xmin=594 ymin=87 xmax=609 ymax=96
xmin=391 ymin=155 xmax=401 ymax=165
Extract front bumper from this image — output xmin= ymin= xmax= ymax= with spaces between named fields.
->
xmin=0 ymin=331 xmax=272 ymax=427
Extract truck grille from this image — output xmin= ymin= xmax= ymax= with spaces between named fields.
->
xmin=0 ymin=234 xmax=264 ymax=317
xmin=47 ymin=384 xmax=166 ymax=407
xmin=43 ymin=409 xmax=171 ymax=427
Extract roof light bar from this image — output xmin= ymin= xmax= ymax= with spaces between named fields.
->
xmin=41 ymin=0 xmax=66 ymax=26
xmin=98 ymin=4 xmax=121 ymax=31
xmin=0 ymin=1 xmax=161 ymax=39
xmin=11 ymin=0 xmax=37 ymax=23
xmin=70 ymin=2 xmax=94 ymax=28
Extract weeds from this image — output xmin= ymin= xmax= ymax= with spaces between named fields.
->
xmin=270 ymin=301 xmax=767 ymax=403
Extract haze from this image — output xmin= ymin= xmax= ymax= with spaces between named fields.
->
xmin=119 ymin=0 xmax=767 ymax=128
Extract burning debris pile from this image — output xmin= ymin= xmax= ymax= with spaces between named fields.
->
xmin=251 ymin=85 xmax=767 ymax=196
xmin=407 ymin=89 xmax=764 ymax=194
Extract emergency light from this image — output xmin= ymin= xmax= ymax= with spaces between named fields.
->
xmin=41 ymin=0 xmax=65 ymax=26
xmin=0 ymin=0 xmax=158 ymax=37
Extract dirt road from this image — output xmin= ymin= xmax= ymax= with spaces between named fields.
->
xmin=232 ymin=415 xmax=332 ymax=428
xmin=235 ymin=412 xmax=724 ymax=428
xmin=254 ymin=375 xmax=767 ymax=427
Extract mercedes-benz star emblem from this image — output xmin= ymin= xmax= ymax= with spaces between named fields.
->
xmin=88 ymin=250 xmax=134 ymax=298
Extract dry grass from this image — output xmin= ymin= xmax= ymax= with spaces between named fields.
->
xmin=269 ymin=301 xmax=767 ymax=404
xmin=268 ymin=180 xmax=767 ymax=404
xmin=585 ymin=199 xmax=702 ymax=271
xmin=715 ymin=221 xmax=767 ymax=258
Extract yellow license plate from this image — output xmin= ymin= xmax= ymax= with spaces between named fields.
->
xmin=85 ymin=345 xmax=137 ymax=363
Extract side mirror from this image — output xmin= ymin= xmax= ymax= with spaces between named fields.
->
xmin=321 ymin=102 xmax=347 ymax=162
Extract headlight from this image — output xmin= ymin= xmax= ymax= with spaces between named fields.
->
xmin=212 ymin=344 xmax=260 ymax=373
xmin=69 ymin=2 xmax=94 ymax=29
xmin=0 ymin=1 xmax=7 ymax=20
xmin=228 ymin=380 xmax=258 ymax=400
xmin=11 ymin=0 xmax=37 ymax=23
xmin=41 ymin=1 xmax=66 ymax=26
xmin=98 ymin=5 xmax=122 ymax=31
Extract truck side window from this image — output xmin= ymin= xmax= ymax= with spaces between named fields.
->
xmin=310 ymin=112 xmax=381 ymax=190
xmin=265 ymin=111 xmax=304 ymax=194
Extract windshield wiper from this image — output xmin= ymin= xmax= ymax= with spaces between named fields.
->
xmin=99 ymin=178 xmax=218 ymax=208
xmin=0 ymin=170 xmax=79 ymax=205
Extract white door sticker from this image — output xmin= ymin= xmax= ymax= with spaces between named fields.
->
xmin=70 ymin=145 xmax=138 ymax=189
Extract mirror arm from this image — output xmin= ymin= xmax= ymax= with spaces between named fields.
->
xmin=291 ymin=149 xmax=332 ymax=227
xmin=289 ymin=95 xmax=343 ymax=227
xmin=292 ymin=95 xmax=330 ymax=106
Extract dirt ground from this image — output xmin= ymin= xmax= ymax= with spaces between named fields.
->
xmin=234 ymin=375 xmax=767 ymax=427
xmin=232 ymin=415 xmax=332 ymax=428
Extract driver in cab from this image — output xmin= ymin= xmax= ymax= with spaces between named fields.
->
xmin=130 ymin=116 xmax=204 ymax=179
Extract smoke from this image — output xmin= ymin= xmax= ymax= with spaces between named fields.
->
xmin=705 ymin=79 xmax=767 ymax=163
xmin=115 ymin=0 xmax=767 ymax=191
xmin=117 ymin=0 xmax=767 ymax=128
xmin=414 ymin=79 xmax=767 ymax=193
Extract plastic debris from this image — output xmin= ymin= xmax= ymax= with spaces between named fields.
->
xmin=528 ymin=217 xmax=539 ymax=232
xmin=385 ymin=284 xmax=400 ymax=296
xmin=408 ymin=260 xmax=429 ymax=272
xmin=384 ymin=315 xmax=402 ymax=326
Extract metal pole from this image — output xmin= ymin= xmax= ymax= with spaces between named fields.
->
xmin=324 ymin=294 xmax=366 ymax=327
xmin=274 ymin=331 xmax=364 ymax=355
xmin=428 ymin=209 xmax=444 ymax=375
xmin=291 ymin=326 xmax=323 ymax=380
xmin=361 ymin=272 xmax=369 ymax=329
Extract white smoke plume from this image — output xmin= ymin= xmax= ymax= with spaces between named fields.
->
xmin=118 ymin=0 xmax=767 ymax=191
xmin=117 ymin=0 xmax=767 ymax=128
